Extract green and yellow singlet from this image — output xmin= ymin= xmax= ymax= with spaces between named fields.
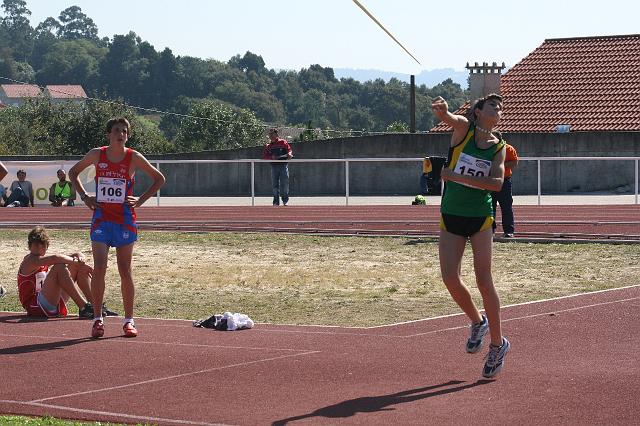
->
xmin=440 ymin=124 xmax=505 ymax=217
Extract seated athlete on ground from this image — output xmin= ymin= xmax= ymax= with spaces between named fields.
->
xmin=17 ymin=226 xmax=94 ymax=318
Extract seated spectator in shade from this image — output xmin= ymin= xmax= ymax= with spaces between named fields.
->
xmin=49 ymin=169 xmax=76 ymax=207
xmin=5 ymin=169 xmax=34 ymax=207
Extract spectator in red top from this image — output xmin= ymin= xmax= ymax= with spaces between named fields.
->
xmin=492 ymin=143 xmax=518 ymax=237
xmin=262 ymin=128 xmax=293 ymax=206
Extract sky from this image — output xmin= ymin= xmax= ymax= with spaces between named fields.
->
xmin=25 ymin=0 xmax=640 ymax=74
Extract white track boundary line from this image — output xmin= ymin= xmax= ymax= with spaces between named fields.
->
xmin=30 ymin=350 xmax=319 ymax=403
xmin=363 ymin=284 xmax=640 ymax=329
xmin=0 ymin=400 xmax=231 ymax=426
xmin=2 ymin=284 xmax=638 ymax=333
xmin=402 ymin=296 xmax=640 ymax=337
xmin=136 ymin=284 xmax=640 ymax=330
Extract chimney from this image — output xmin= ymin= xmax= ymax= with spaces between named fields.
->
xmin=465 ymin=61 xmax=506 ymax=101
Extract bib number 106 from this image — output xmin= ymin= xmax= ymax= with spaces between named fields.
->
xmin=96 ymin=177 xmax=126 ymax=203
xmin=100 ymin=187 xmax=123 ymax=197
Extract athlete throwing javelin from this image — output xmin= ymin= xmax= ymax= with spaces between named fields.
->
xmin=69 ymin=118 xmax=165 ymax=339
xmin=432 ymin=94 xmax=510 ymax=378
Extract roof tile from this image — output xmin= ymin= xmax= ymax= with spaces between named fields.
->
xmin=431 ymin=34 xmax=640 ymax=132
xmin=1 ymin=84 xmax=42 ymax=98
xmin=45 ymin=85 xmax=87 ymax=99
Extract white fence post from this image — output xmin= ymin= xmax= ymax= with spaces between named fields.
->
xmin=635 ymin=159 xmax=638 ymax=205
xmin=537 ymin=159 xmax=541 ymax=206
xmin=345 ymin=160 xmax=350 ymax=206
xmin=156 ymin=162 xmax=161 ymax=206
xmin=251 ymin=160 xmax=255 ymax=207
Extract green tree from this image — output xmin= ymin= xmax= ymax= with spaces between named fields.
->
xmin=229 ymin=51 xmax=266 ymax=73
xmin=147 ymin=47 xmax=178 ymax=109
xmin=0 ymin=97 xmax=172 ymax=155
xmin=0 ymin=45 xmax=16 ymax=79
xmin=35 ymin=39 xmax=106 ymax=90
xmin=99 ymin=32 xmax=151 ymax=105
xmin=0 ymin=0 xmax=32 ymax=61
xmin=14 ymin=60 xmax=33 ymax=81
xmin=174 ymin=99 xmax=264 ymax=152
xmin=30 ymin=17 xmax=60 ymax=70
xmin=386 ymin=121 xmax=409 ymax=132
xmin=57 ymin=6 xmax=99 ymax=42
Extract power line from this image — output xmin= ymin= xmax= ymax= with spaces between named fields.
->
xmin=0 ymin=76 xmax=415 ymax=139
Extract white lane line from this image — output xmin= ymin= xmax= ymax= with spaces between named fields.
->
xmin=0 ymin=399 xmax=232 ymax=426
xmin=2 ymin=284 xmax=638 ymax=337
xmin=364 ymin=284 xmax=640 ymax=329
xmin=402 ymin=297 xmax=640 ymax=337
xmin=30 ymin=350 xmax=319 ymax=403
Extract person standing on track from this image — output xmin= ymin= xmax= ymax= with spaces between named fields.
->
xmin=432 ymin=93 xmax=511 ymax=378
xmin=492 ymin=143 xmax=518 ymax=238
xmin=69 ymin=117 xmax=165 ymax=339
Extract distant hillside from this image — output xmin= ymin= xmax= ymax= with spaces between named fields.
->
xmin=334 ymin=68 xmax=469 ymax=88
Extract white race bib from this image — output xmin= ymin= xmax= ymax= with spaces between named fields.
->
xmin=96 ymin=177 xmax=126 ymax=203
xmin=453 ymin=152 xmax=492 ymax=189
xmin=35 ymin=271 xmax=47 ymax=292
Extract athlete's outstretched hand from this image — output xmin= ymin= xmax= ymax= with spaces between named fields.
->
xmin=124 ymin=195 xmax=140 ymax=207
xmin=431 ymin=96 xmax=449 ymax=120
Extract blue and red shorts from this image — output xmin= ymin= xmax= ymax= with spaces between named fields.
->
xmin=91 ymin=221 xmax=138 ymax=247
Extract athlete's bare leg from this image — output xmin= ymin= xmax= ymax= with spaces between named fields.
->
xmin=40 ymin=264 xmax=86 ymax=309
xmin=470 ymin=227 xmax=502 ymax=346
xmin=439 ymin=229 xmax=483 ymax=324
xmin=116 ymin=243 xmax=135 ymax=319
xmin=68 ymin=262 xmax=93 ymax=304
xmin=91 ymin=242 xmax=110 ymax=318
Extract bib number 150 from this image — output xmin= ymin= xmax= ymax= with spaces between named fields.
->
xmin=457 ymin=166 xmax=485 ymax=177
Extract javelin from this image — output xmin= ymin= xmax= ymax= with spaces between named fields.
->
xmin=351 ymin=0 xmax=421 ymax=65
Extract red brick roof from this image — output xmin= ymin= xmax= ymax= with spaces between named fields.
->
xmin=431 ymin=34 xmax=640 ymax=132
xmin=45 ymin=85 xmax=87 ymax=99
xmin=0 ymin=84 xmax=41 ymax=98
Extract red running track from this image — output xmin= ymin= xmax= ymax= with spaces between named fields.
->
xmin=1 ymin=285 xmax=639 ymax=425
xmin=1 ymin=205 xmax=639 ymax=241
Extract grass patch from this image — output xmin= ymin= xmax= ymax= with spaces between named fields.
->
xmin=1 ymin=229 xmax=638 ymax=327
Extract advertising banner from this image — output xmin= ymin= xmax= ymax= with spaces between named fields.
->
xmin=1 ymin=161 xmax=96 ymax=205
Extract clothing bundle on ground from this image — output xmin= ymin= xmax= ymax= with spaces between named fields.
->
xmin=193 ymin=312 xmax=254 ymax=331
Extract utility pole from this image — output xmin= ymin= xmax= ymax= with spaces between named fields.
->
xmin=410 ymin=75 xmax=416 ymax=133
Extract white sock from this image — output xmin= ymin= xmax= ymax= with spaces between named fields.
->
xmin=123 ymin=317 xmax=134 ymax=326
xmin=94 ymin=316 xmax=104 ymax=323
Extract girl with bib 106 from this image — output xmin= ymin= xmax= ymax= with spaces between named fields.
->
xmin=69 ymin=118 xmax=165 ymax=339
xmin=431 ymin=94 xmax=510 ymax=378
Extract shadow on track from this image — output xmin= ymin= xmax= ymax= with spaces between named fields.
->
xmin=0 ymin=336 xmax=119 ymax=355
xmin=271 ymin=379 xmax=493 ymax=425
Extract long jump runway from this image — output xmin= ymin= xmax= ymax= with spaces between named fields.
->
xmin=1 ymin=285 xmax=638 ymax=425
